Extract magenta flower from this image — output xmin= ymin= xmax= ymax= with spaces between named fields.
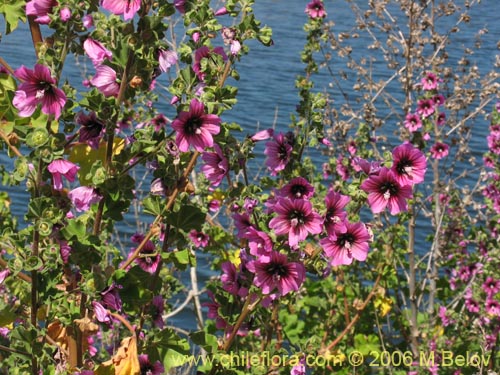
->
xmin=174 ymin=0 xmax=186 ymax=13
xmin=101 ymin=0 xmax=141 ymax=20
xmin=485 ymin=300 xmax=500 ymax=316
xmin=193 ymin=46 xmax=228 ymax=81
xmin=13 ymin=64 xmax=66 ymax=119
xmin=360 ymin=167 xmax=413 ymax=215
xmin=247 ymin=251 xmax=305 ymax=296
xmin=416 ymin=98 xmax=435 ymax=118
xmin=221 ymin=262 xmax=248 ymax=297
xmin=60 ymin=7 xmax=71 ymax=22
xmin=320 ymin=222 xmax=371 ymax=266
xmin=138 ymin=354 xmax=165 ymax=375
xmin=158 ymin=49 xmax=178 ymax=73
xmin=189 ymin=230 xmax=210 ymax=247
xmin=0 ymin=269 xmax=9 ymax=285
xmin=437 ymin=112 xmax=446 ymax=126
xmin=26 ymin=0 xmax=57 ymax=24
xmin=268 ymin=197 xmax=323 ymax=247
xmin=278 ymin=177 xmax=315 ymax=200
xmin=391 ymin=143 xmax=427 ymax=186
xmin=324 ymin=190 xmax=350 ymax=235
xmin=421 ymin=72 xmax=439 ymax=91
xmin=250 ymin=128 xmax=274 ymax=142
xmin=68 ymin=186 xmax=102 ymax=212
xmin=92 ymin=301 xmax=110 ymax=323
xmin=264 ymin=132 xmax=293 ymax=176
xmin=352 ymin=157 xmax=381 ymax=175
xmin=47 ymin=159 xmax=79 ymax=190
xmin=171 ymin=98 xmax=221 ymax=152
xmin=404 ymin=112 xmax=422 ymax=132
xmin=100 ymin=283 xmax=122 ymax=311
xmin=246 ymin=227 xmax=273 ymax=256
xmin=90 ymin=65 xmax=120 ymax=97
xmin=151 ymin=295 xmax=165 ymax=328
xmin=201 ymin=144 xmax=229 ymax=186
xmin=305 ymin=0 xmax=326 ymax=18
xmin=84 ymin=38 xmax=112 ymax=67
xmin=430 ymin=142 xmax=449 ymax=159
xmin=482 ymin=277 xmax=500 ymax=296
xmin=75 ymin=111 xmax=104 ymax=149
xmin=82 ymin=14 xmax=94 ymax=28
xmin=130 ymin=233 xmax=160 ymax=274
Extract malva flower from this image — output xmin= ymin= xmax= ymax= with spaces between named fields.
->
xmin=391 ymin=142 xmax=427 ymax=186
xmin=151 ymin=295 xmax=165 ymax=328
xmin=421 ymin=72 xmax=439 ymax=91
xmin=26 ymin=0 xmax=57 ymax=24
xmin=90 ymin=64 xmax=120 ymax=97
xmin=264 ymin=132 xmax=293 ymax=176
xmin=323 ymin=190 xmax=350 ymax=235
xmin=268 ymin=197 xmax=323 ymax=247
xmin=430 ymin=142 xmax=449 ymax=159
xmin=416 ymin=98 xmax=435 ymax=118
xmin=247 ymin=251 xmax=305 ymax=296
xmin=246 ymin=227 xmax=273 ymax=256
xmin=83 ymin=38 xmax=113 ymax=67
xmin=193 ymin=46 xmax=228 ymax=81
xmin=47 ymin=159 xmax=80 ymax=190
xmin=158 ymin=49 xmax=178 ymax=73
xmin=404 ymin=112 xmax=422 ymax=132
xmin=138 ymin=354 xmax=165 ymax=375
xmin=482 ymin=277 xmax=500 ymax=296
xmin=305 ymin=0 xmax=326 ymax=19
xmin=189 ymin=230 xmax=210 ymax=247
xmin=171 ymin=98 xmax=221 ymax=152
xmin=68 ymin=186 xmax=102 ymax=212
xmin=101 ymin=0 xmax=141 ymax=21
xmin=319 ymin=221 xmax=371 ymax=266
xmin=201 ymin=144 xmax=229 ymax=186
xmin=437 ymin=112 xmax=447 ymax=126
xmin=60 ymin=7 xmax=71 ymax=22
xmin=100 ymin=283 xmax=123 ymax=311
xmin=13 ymin=64 xmax=66 ymax=119
xmin=360 ymin=167 xmax=413 ymax=215
xmin=278 ymin=177 xmax=315 ymax=200
xmin=130 ymin=233 xmax=160 ymax=274
xmin=75 ymin=111 xmax=104 ymax=149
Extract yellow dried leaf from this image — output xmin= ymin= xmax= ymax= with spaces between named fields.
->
xmin=103 ymin=336 xmax=140 ymax=375
xmin=47 ymin=320 xmax=69 ymax=351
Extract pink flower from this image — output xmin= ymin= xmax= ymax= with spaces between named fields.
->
xmin=268 ymin=197 xmax=323 ymax=247
xmin=92 ymin=301 xmax=110 ymax=323
xmin=158 ymin=49 xmax=178 ymax=73
xmin=482 ymin=277 xmax=500 ymax=296
xmin=246 ymin=227 xmax=273 ymax=256
xmin=82 ymin=14 xmax=94 ymax=28
xmin=193 ymin=46 xmax=228 ymax=81
xmin=323 ymin=190 xmax=350 ymax=235
xmin=391 ymin=143 xmax=427 ymax=186
xmin=174 ymin=0 xmax=186 ymax=13
xmin=320 ymin=222 xmax=371 ymax=266
xmin=305 ymin=0 xmax=326 ymax=18
xmin=189 ymin=230 xmax=210 ymax=247
xmin=360 ymin=167 xmax=413 ymax=215
xmin=421 ymin=72 xmax=439 ymax=91
xmin=0 ymin=269 xmax=9 ymax=284
xmin=47 ymin=159 xmax=79 ymax=190
xmin=151 ymin=295 xmax=165 ymax=328
xmin=68 ymin=186 xmax=102 ymax=212
xmin=404 ymin=112 xmax=422 ymax=132
xmin=59 ymin=240 xmax=72 ymax=263
xmin=201 ymin=144 xmax=229 ymax=186
xmin=84 ymin=38 xmax=113 ymax=67
xmin=13 ymin=64 xmax=66 ymax=119
xmin=26 ymin=0 xmax=57 ymax=24
xmin=437 ymin=112 xmax=446 ymax=126
xmin=416 ymin=98 xmax=435 ymax=118
xmin=171 ymin=98 xmax=221 ymax=152
xmin=90 ymin=65 xmax=120 ymax=97
xmin=130 ymin=233 xmax=160 ymax=274
xmin=264 ymin=132 xmax=293 ymax=176
xmin=75 ymin=111 xmax=104 ymax=149
xmin=430 ymin=142 xmax=449 ymax=159
xmin=250 ymin=128 xmax=274 ymax=142
xmin=138 ymin=354 xmax=164 ymax=375
xmin=60 ymin=7 xmax=71 ymax=22
xmin=278 ymin=177 xmax=315 ymax=200
xmin=247 ymin=251 xmax=305 ymax=296
xmin=214 ymin=7 xmax=228 ymax=16
xmin=221 ymin=262 xmax=247 ymax=297
xmin=101 ymin=0 xmax=141 ymax=20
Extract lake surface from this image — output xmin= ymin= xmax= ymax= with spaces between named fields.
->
xmin=1 ymin=0 xmax=499 ymax=329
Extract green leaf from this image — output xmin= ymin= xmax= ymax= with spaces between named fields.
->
xmin=0 ymin=0 xmax=26 ymax=34
xmin=142 ymin=195 xmax=163 ymax=216
xmin=189 ymin=330 xmax=218 ymax=352
xmin=165 ymin=204 xmax=205 ymax=232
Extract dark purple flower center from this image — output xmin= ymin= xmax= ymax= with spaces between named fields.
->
xmin=266 ymin=262 xmax=289 ymax=277
xmin=36 ymin=82 xmax=54 ymax=98
xmin=289 ymin=210 xmax=306 ymax=226
xmin=81 ymin=119 xmax=104 ymax=139
xmin=140 ymin=362 xmax=154 ymax=375
xmin=278 ymin=144 xmax=289 ymax=160
xmin=337 ymin=232 xmax=357 ymax=256
xmin=291 ymin=184 xmax=307 ymax=198
xmin=396 ymin=157 xmax=413 ymax=176
xmin=379 ymin=182 xmax=399 ymax=197
xmin=185 ymin=116 xmax=203 ymax=135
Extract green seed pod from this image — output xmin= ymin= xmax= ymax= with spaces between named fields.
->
xmin=26 ymin=128 xmax=49 ymax=148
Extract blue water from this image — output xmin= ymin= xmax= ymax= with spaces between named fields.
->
xmin=1 ymin=0 xmax=499 ymax=330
